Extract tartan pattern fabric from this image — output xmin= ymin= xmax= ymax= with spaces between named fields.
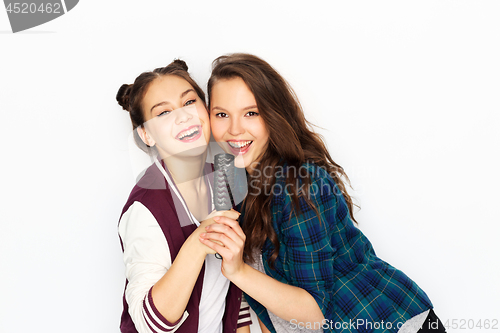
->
xmin=243 ymin=163 xmax=433 ymax=332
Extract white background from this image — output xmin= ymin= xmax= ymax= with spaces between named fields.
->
xmin=1 ymin=1 xmax=499 ymax=332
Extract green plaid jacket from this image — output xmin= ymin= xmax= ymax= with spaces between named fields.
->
xmin=241 ymin=163 xmax=433 ymax=332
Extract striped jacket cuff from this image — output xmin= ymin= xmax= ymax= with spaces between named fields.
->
xmin=142 ymin=287 xmax=189 ymax=332
xmin=237 ymin=296 xmax=252 ymax=328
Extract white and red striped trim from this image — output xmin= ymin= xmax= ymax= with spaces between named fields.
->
xmin=237 ymin=296 xmax=252 ymax=328
xmin=142 ymin=287 xmax=189 ymax=332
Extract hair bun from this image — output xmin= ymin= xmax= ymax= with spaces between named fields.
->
xmin=116 ymin=84 xmax=133 ymax=111
xmin=172 ymin=59 xmax=188 ymax=72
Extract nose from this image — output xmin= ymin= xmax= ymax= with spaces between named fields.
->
xmin=174 ymin=107 xmax=193 ymax=125
xmin=228 ymin=117 xmax=244 ymax=136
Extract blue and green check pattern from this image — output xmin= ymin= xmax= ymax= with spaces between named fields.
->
xmin=242 ymin=163 xmax=433 ymax=332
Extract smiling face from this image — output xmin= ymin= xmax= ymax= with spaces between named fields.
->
xmin=210 ymin=77 xmax=270 ymax=172
xmin=139 ymin=75 xmax=210 ymax=159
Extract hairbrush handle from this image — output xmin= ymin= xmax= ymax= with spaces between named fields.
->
xmin=213 ymin=153 xmax=235 ymax=211
xmin=213 ymin=153 xmax=235 ymax=260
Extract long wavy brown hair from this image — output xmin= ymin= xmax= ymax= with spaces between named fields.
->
xmin=208 ymin=53 xmax=357 ymax=268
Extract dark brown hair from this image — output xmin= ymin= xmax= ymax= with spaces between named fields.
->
xmin=208 ymin=53 xmax=357 ymax=267
xmin=116 ymin=59 xmax=206 ymax=152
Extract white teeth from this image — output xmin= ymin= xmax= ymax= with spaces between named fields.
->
xmin=228 ymin=140 xmax=252 ymax=148
xmin=178 ymin=127 xmax=199 ymax=139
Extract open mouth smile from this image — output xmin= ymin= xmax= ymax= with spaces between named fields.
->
xmin=227 ymin=140 xmax=253 ymax=154
xmin=176 ymin=125 xmax=202 ymax=143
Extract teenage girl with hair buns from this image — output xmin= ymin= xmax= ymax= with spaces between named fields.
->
xmin=116 ymin=59 xmax=251 ymax=333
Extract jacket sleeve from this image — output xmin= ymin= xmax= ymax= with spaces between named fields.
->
xmin=280 ymin=169 xmax=339 ymax=321
xmin=237 ymin=294 xmax=252 ymax=328
xmin=119 ymin=201 xmax=189 ymax=333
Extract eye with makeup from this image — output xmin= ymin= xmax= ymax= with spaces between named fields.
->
xmin=214 ymin=112 xmax=228 ymax=118
xmin=245 ymin=111 xmax=259 ymax=117
xmin=156 ymin=99 xmax=197 ymax=118
xmin=157 ymin=110 xmax=172 ymax=117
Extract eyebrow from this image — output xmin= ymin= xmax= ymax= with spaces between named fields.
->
xmin=211 ymin=105 xmax=258 ymax=112
xmin=150 ymin=88 xmax=196 ymax=113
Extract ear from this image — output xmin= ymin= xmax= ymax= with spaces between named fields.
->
xmin=137 ymin=125 xmax=156 ymax=147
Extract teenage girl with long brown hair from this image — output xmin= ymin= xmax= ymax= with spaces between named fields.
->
xmin=199 ymin=53 xmax=446 ymax=333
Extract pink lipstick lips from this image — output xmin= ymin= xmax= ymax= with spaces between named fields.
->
xmin=227 ymin=140 xmax=253 ymax=155
xmin=176 ymin=125 xmax=202 ymax=143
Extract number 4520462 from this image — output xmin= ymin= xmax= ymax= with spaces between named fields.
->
xmin=443 ymin=319 xmax=498 ymax=330
xmin=6 ymin=3 xmax=62 ymax=14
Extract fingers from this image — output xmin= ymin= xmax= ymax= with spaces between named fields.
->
xmin=199 ymin=210 xmax=245 ymax=259
xmin=207 ymin=209 xmax=240 ymax=220
xmin=212 ymin=216 xmax=246 ymax=241
xmin=199 ymin=210 xmax=241 ymax=233
xmin=199 ymin=230 xmax=245 ymax=279
xmin=199 ymin=234 xmax=232 ymax=259
xmin=201 ymin=224 xmax=244 ymax=251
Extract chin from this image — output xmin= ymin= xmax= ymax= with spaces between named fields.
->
xmin=166 ymin=144 xmax=208 ymax=159
xmin=185 ymin=144 xmax=208 ymax=157
xmin=232 ymin=155 xmax=247 ymax=169
xmin=234 ymin=161 xmax=246 ymax=169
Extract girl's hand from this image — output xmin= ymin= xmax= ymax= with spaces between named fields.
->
xmin=199 ymin=212 xmax=246 ymax=279
xmin=189 ymin=209 xmax=241 ymax=255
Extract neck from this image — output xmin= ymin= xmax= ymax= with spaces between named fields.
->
xmin=161 ymin=152 xmax=207 ymax=189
